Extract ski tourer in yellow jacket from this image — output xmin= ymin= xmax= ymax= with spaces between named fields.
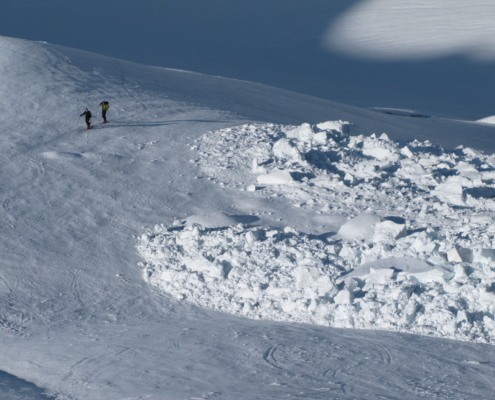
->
xmin=99 ymin=101 xmax=110 ymax=123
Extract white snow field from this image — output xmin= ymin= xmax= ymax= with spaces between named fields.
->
xmin=326 ymin=0 xmax=495 ymax=60
xmin=2 ymin=35 xmax=495 ymax=399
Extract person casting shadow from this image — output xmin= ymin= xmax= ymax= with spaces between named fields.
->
xmin=80 ymin=108 xmax=92 ymax=129
xmin=99 ymin=101 xmax=110 ymax=123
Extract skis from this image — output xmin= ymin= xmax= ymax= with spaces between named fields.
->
xmin=83 ymin=121 xmax=109 ymax=131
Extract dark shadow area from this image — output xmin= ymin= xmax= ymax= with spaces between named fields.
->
xmin=433 ymin=168 xmax=458 ymax=179
xmin=0 ymin=370 xmax=56 ymax=400
xmin=101 ymin=122 xmax=180 ymax=128
xmin=60 ymin=152 xmax=83 ymax=158
xmin=258 ymin=159 xmax=275 ymax=167
xmin=369 ymin=108 xmax=431 ymax=118
xmin=95 ymin=119 xmax=234 ymax=129
xmin=167 ymin=225 xmax=185 ymax=232
xmin=307 ymin=231 xmax=338 ymax=241
xmin=173 ymin=214 xmax=260 ymax=231
xmin=110 ymin=119 xmax=233 ymax=126
xmin=230 ymin=215 xmax=260 ymax=225
xmin=289 ymin=171 xmax=316 ymax=182
xmin=467 ymin=158 xmax=484 ymax=167
xmin=384 ymin=216 xmax=407 ymax=225
xmin=407 ymin=227 xmax=428 ymax=235
xmin=407 ymin=142 xmax=444 ymax=156
xmin=463 ymin=187 xmax=495 ymax=199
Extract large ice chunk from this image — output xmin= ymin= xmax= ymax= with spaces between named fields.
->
xmin=285 ymin=123 xmax=314 ymax=142
xmin=340 ymin=257 xmax=454 ymax=285
xmin=257 ymin=169 xmax=294 ymax=185
xmin=272 ymin=138 xmax=304 ymax=162
xmin=184 ymin=213 xmax=243 ymax=229
xmin=316 ymin=120 xmax=357 ymax=135
xmin=373 ymin=220 xmax=407 ymax=243
xmin=337 ymin=214 xmax=382 ymax=241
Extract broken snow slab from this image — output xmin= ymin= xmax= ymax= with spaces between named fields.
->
xmin=338 ymin=257 xmax=454 ymax=285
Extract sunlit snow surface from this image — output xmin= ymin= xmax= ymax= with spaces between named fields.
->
xmin=326 ymin=0 xmax=495 ymax=60
xmin=140 ymin=121 xmax=495 ymax=343
xmin=2 ymin=35 xmax=495 ymax=399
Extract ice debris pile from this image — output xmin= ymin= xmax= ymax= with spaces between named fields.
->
xmin=138 ymin=220 xmax=495 ymax=343
xmin=192 ymin=121 xmax=495 ymax=215
xmin=138 ymin=121 xmax=495 ymax=343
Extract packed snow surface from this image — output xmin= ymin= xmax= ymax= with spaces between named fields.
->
xmin=140 ymin=121 xmax=495 ymax=344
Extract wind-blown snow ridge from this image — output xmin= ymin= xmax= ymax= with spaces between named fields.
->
xmin=139 ymin=121 xmax=495 ymax=344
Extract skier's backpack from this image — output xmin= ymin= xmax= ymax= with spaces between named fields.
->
xmin=100 ymin=101 xmax=109 ymax=109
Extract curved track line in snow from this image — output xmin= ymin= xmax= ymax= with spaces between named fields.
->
xmin=376 ymin=343 xmax=393 ymax=367
xmin=0 ymin=273 xmax=48 ymax=329
xmin=469 ymin=367 xmax=495 ymax=398
xmin=0 ymin=127 xmax=83 ymax=170
xmin=70 ymin=269 xmax=94 ymax=317
xmin=262 ymin=344 xmax=281 ymax=370
xmin=1 ymin=195 xmax=16 ymax=230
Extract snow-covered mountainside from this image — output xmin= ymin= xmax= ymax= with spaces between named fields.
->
xmin=1 ymin=35 xmax=495 ymax=399
xmin=3 ymin=1 xmax=495 ymax=119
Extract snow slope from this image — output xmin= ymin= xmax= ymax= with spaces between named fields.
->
xmin=3 ymin=1 xmax=495 ymax=120
xmin=1 ymin=35 xmax=495 ymax=399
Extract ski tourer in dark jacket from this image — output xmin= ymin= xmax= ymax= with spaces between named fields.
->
xmin=80 ymin=108 xmax=92 ymax=129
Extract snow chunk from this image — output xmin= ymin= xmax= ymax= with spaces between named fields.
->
xmin=272 ymin=138 xmax=304 ymax=162
xmin=446 ymin=246 xmax=473 ymax=263
xmin=184 ymin=213 xmax=243 ymax=229
xmin=316 ymin=120 xmax=357 ymax=135
xmin=337 ymin=214 xmax=382 ymax=241
xmin=340 ymin=257 xmax=453 ymax=285
xmin=361 ymin=133 xmax=401 ymax=161
xmin=373 ymin=220 xmax=407 ymax=243
xmin=362 ymin=147 xmax=399 ymax=161
xmin=334 ymin=290 xmax=354 ymax=304
xmin=285 ymin=123 xmax=314 ymax=142
xmin=433 ymin=178 xmax=464 ymax=205
xmin=400 ymin=146 xmax=414 ymax=158
xmin=252 ymin=158 xmax=267 ymax=174
xmin=257 ymin=169 xmax=294 ymax=185
xmin=297 ymin=265 xmax=338 ymax=298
